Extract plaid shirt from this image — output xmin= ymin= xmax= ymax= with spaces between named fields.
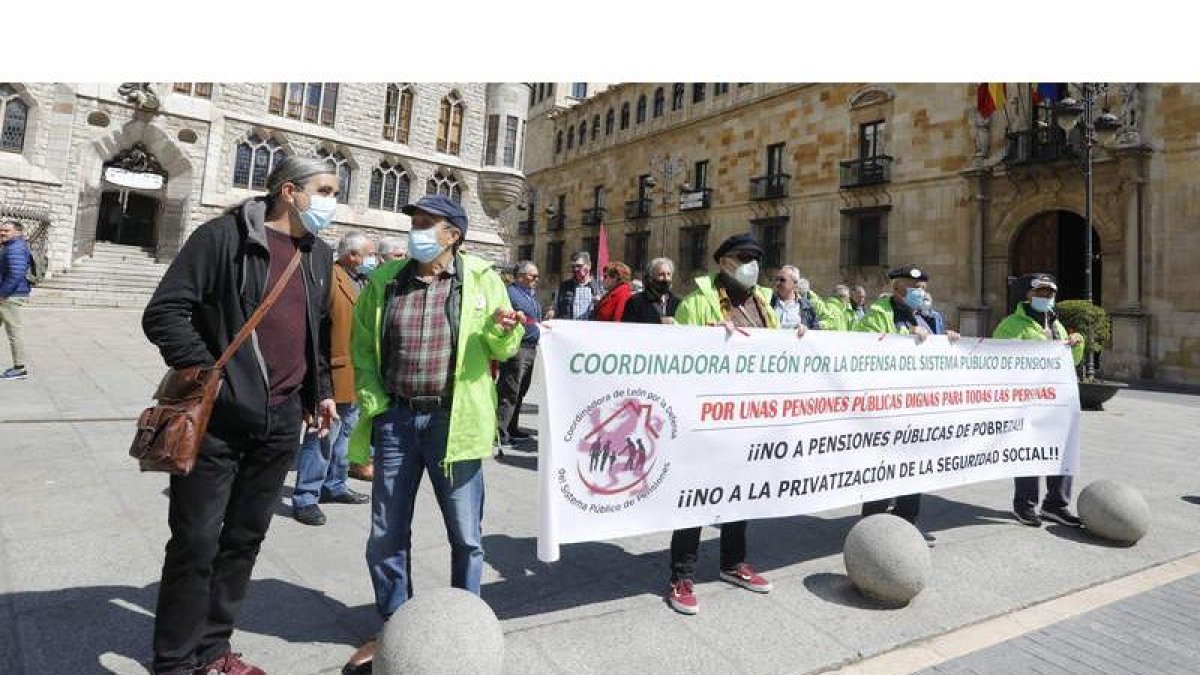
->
xmin=383 ymin=266 xmax=455 ymax=399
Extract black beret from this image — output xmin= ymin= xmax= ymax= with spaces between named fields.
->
xmin=887 ymin=264 xmax=928 ymax=282
xmin=712 ymin=233 xmax=764 ymax=263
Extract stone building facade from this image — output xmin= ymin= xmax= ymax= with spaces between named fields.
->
xmin=506 ymin=82 xmax=1200 ymax=387
xmin=0 ymin=82 xmax=529 ymax=276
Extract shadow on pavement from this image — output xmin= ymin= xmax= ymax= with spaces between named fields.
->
xmin=1181 ymin=495 xmax=1200 ymax=506
xmin=802 ymin=572 xmax=907 ymax=611
xmin=4 ymin=579 xmax=365 ymax=674
xmin=1043 ymin=523 xmax=1136 ymax=548
xmin=479 ymin=494 xmax=1014 ymax=620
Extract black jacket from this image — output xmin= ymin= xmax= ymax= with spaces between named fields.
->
xmin=621 ymin=289 xmax=681 ymax=324
xmin=552 ymin=277 xmax=604 ymax=320
xmin=142 ymin=199 xmax=333 ymax=436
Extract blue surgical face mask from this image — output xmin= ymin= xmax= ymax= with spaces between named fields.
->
xmin=408 ymin=226 xmax=444 ymax=263
xmin=1030 ymin=296 xmax=1055 ymax=313
xmin=357 ymin=255 xmax=378 ymax=275
xmin=296 ymin=194 xmax=338 ymax=234
xmin=904 ymin=287 xmax=926 ymax=310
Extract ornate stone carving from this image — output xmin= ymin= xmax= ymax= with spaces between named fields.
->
xmin=117 ymin=83 xmax=161 ymax=111
xmin=110 ymin=143 xmax=166 ymax=176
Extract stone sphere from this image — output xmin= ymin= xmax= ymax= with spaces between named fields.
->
xmin=843 ymin=514 xmax=931 ymax=606
xmin=376 ymin=588 xmax=504 ymax=675
xmin=1078 ymin=480 xmax=1151 ymax=545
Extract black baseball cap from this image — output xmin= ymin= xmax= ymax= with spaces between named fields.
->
xmin=887 ymin=264 xmax=928 ymax=282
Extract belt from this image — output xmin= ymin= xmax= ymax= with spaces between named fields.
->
xmin=395 ymin=395 xmax=450 ymax=413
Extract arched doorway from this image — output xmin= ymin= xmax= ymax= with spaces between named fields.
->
xmin=1010 ymin=210 xmax=1102 ymax=307
xmin=95 ymin=143 xmax=168 ymax=249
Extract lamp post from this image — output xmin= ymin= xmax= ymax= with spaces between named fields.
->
xmin=643 ymin=153 xmax=688 ymax=259
xmin=1052 ymin=84 xmax=1121 ymax=380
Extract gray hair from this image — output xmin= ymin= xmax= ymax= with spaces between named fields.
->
xmin=852 ymin=285 xmax=866 ymax=294
xmin=266 ymin=155 xmax=335 ymax=197
xmin=571 ymin=251 xmax=591 ymax=265
xmin=336 ymin=231 xmax=371 ymax=259
xmin=647 ymin=257 xmax=674 ymax=276
xmin=515 ymin=260 xmax=538 ymax=276
xmin=779 ymin=265 xmax=801 ymax=284
xmin=378 ymin=236 xmax=406 ymax=257
xmin=0 ymin=219 xmax=21 ymax=231
xmin=833 ymin=284 xmax=850 ymax=298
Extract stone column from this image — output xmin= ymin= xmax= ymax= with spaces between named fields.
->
xmin=1108 ymin=147 xmax=1151 ymax=380
xmin=958 ymin=168 xmax=991 ymax=337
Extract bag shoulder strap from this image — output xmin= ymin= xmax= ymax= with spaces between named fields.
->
xmin=214 ymin=248 xmax=303 ymax=370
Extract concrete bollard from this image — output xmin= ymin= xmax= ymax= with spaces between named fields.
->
xmin=1078 ymin=480 xmax=1151 ymax=545
xmin=375 ymin=588 xmax=505 ymax=675
xmin=843 ymin=513 xmax=931 ymax=606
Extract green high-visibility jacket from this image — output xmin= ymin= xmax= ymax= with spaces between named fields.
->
xmin=675 ymin=274 xmax=780 ymax=328
xmin=992 ymin=302 xmax=1085 ymax=365
xmin=348 ymin=254 xmax=523 ymax=471
xmin=852 ymin=296 xmax=909 ymax=334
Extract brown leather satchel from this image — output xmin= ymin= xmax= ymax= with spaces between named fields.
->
xmin=130 ymin=249 xmax=303 ymax=475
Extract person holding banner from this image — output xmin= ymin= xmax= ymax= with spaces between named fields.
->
xmin=665 ymin=233 xmax=779 ymax=615
xmin=621 ymin=257 xmax=681 ymax=324
xmin=595 ymin=261 xmax=635 ymax=321
xmin=343 ymin=195 xmax=524 ymax=673
xmin=853 ymin=265 xmax=958 ymax=542
xmin=993 ymin=273 xmax=1085 ymax=528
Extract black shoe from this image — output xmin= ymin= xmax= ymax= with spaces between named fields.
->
xmin=1042 ymin=506 xmax=1082 ymax=528
xmin=510 ymin=430 xmax=534 ymax=441
xmin=294 ymin=504 xmax=326 ymax=526
xmin=1012 ymin=504 xmax=1042 ymax=527
xmin=320 ymin=489 xmax=370 ymax=505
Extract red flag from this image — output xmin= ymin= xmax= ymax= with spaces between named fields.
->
xmin=597 ymin=221 xmax=610 ymax=271
xmin=977 ymin=83 xmax=996 ymax=118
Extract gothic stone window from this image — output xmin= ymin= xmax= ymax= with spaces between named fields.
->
xmin=369 ymin=162 xmax=411 ymax=212
xmin=620 ymin=102 xmax=630 ymax=130
xmin=383 ymin=84 xmax=414 ymax=144
xmin=269 ymin=83 xmax=338 ymax=127
xmin=653 ymin=87 xmax=665 ymax=118
xmin=426 ymin=170 xmax=462 ymax=203
xmin=672 ymin=83 xmax=685 ymax=111
xmin=636 ymin=94 xmax=647 ymax=124
xmin=173 ymin=83 xmax=212 ymax=98
xmin=437 ymin=91 xmax=464 ymax=155
xmin=233 ymin=133 xmax=287 ymax=190
xmin=605 ymin=108 xmax=614 ymax=135
xmin=0 ymin=85 xmax=28 ymax=153
xmin=318 ymin=149 xmax=352 ymax=204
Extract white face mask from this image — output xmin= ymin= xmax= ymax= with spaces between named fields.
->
xmin=731 ymin=260 xmax=759 ymax=288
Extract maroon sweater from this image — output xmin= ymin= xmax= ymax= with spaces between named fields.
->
xmin=258 ymin=227 xmax=309 ymax=405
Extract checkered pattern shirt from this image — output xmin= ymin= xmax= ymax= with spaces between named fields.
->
xmin=383 ymin=267 xmax=455 ymax=399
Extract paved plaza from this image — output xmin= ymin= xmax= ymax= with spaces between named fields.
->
xmin=1 ymin=306 xmax=1198 ymax=675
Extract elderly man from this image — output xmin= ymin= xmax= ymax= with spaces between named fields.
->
xmin=291 ymin=232 xmax=375 ymax=525
xmin=994 ymin=273 xmax=1085 ymax=528
xmin=495 ymin=260 xmax=541 ymax=455
xmin=850 ymin=284 xmax=868 ymax=320
xmin=853 ymin=265 xmax=958 ymax=543
xmin=548 ymin=251 xmax=604 ymax=320
xmin=0 ymin=219 xmax=32 ymax=380
xmin=622 ymin=257 xmax=681 ymax=324
xmin=822 ymin=284 xmax=857 ymax=331
xmin=666 ymin=233 xmax=779 ymax=616
xmin=770 ymin=265 xmax=821 ymax=330
xmin=142 ymin=156 xmax=338 ymax=675
xmin=343 ymin=195 xmax=524 ymax=672
xmin=377 ymin=235 xmax=407 ymax=261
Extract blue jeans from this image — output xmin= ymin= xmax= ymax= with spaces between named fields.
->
xmin=366 ymin=404 xmax=485 ymax=619
xmin=292 ymin=402 xmax=358 ymax=508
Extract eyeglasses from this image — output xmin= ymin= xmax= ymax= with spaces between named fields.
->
xmin=773 ymin=277 xmax=789 ymax=283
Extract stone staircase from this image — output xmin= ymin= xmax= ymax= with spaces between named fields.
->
xmin=31 ymin=242 xmax=168 ymax=308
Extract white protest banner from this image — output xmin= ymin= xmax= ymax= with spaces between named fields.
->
xmin=536 ymin=321 xmax=1080 ymax=562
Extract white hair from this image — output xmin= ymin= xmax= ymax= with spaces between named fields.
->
xmin=778 ymin=265 xmax=801 ymax=284
xmin=647 ymin=257 xmax=674 ymax=276
xmin=378 ymin=236 xmax=406 ymax=257
xmin=336 ymin=232 xmax=371 ymax=259
xmin=833 ymin=284 xmax=850 ymax=298
xmin=515 ymin=260 xmax=538 ymax=276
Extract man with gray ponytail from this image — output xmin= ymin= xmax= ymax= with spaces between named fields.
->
xmin=142 ymin=156 xmax=339 ymax=675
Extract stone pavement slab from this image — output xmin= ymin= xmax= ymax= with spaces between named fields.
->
xmin=2 ymin=307 xmax=1200 ymax=675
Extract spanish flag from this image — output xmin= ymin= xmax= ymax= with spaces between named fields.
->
xmin=977 ymin=83 xmax=1007 ymax=118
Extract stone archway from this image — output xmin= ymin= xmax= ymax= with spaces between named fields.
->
xmin=74 ymin=119 xmax=195 ymax=264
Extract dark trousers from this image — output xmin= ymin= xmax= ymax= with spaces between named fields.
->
xmin=495 ymin=345 xmax=537 ymax=444
xmin=862 ymin=494 xmax=921 ymax=524
xmin=152 ymin=394 xmax=302 ymax=674
xmin=1014 ymin=475 xmax=1073 ymax=511
xmin=669 ymin=521 xmax=747 ymax=582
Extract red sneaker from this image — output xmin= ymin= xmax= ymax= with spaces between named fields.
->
xmin=197 ymin=652 xmax=267 ymax=675
xmin=720 ymin=563 xmax=773 ymax=593
xmin=667 ymin=578 xmax=699 ymax=615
